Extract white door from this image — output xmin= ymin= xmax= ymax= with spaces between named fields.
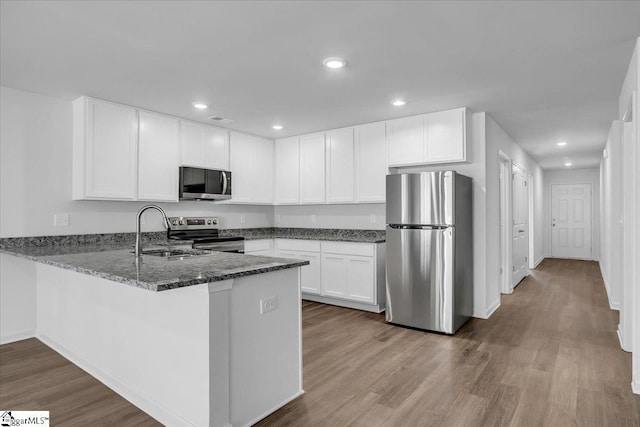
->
xmin=551 ymin=184 xmax=592 ymax=259
xmin=299 ymin=133 xmax=326 ymax=204
xmin=137 ymin=111 xmax=179 ymax=202
xmin=355 ymin=122 xmax=386 ymax=202
xmin=325 ymin=128 xmax=355 ymax=203
xmin=512 ymin=166 xmax=529 ymax=287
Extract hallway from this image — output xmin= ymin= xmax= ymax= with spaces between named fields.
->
xmin=258 ymin=259 xmax=639 ymax=426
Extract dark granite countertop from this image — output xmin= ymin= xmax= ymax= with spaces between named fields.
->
xmin=0 ymin=235 xmax=308 ymax=292
xmin=220 ymin=227 xmax=386 ymax=243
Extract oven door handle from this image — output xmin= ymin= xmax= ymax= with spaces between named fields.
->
xmin=222 ymin=171 xmax=228 ymax=195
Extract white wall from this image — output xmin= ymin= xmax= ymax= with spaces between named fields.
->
xmin=616 ymin=37 xmax=639 ymax=394
xmin=0 ymin=86 xmax=273 ymax=238
xmin=543 ymin=168 xmax=601 ymax=260
xmin=274 ymin=204 xmax=385 ymax=230
xmin=600 ymin=121 xmax=623 ymax=310
xmin=0 ymin=254 xmax=37 ymax=343
xmin=485 ymin=115 xmax=545 ymax=313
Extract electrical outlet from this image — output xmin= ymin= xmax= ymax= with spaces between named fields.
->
xmin=240 ymin=214 xmax=245 ymax=224
xmin=370 ymin=215 xmax=376 ymax=223
xmin=54 ymin=213 xmax=70 ymax=227
xmin=311 ymin=214 xmax=317 ymax=224
xmin=260 ymin=296 xmax=278 ymax=314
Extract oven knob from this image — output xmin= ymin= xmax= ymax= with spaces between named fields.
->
xmin=207 ymin=220 xmax=212 ymax=225
xmin=213 ymin=219 xmax=217 ymax=224
xmin=171 ymin=220 xmax=177 ymax=226
xmin=179 ymin=220 xmax=184 ymax=225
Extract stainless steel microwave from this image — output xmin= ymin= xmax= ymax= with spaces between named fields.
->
xmin=179 ymin=167 xmax=232 ymax=201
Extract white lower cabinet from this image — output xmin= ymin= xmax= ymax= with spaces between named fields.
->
xmin=244 ymin=239 xmax=275 ymax=256
xmin=276 ymin=240 xmax=322 ymax=295
xmin=269 ymin=239 xmax=385 ymax=312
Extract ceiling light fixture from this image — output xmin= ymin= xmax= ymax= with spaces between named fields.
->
xmin=557 ymin=141 xmax=567 ymax=147
xmin=323 ymin=57 xmax=346 ymax=69
xmin=272 ymin=125 xmax=284 ymax=130
xmin=391 ymin=99 xmax=406 ymax=107
xmin=564 ymin=162 xmax=573 ymax=167
xmin=192 ymin=102 xmax=209 ymax=109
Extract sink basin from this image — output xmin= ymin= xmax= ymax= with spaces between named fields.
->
xmin=136 ymin=248 xmax=212 ymax=258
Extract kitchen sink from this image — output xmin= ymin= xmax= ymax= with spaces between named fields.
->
xmin=135 ymin=248 xmax=212 ymax=258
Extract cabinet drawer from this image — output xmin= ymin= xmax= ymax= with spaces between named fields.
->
xmin=321 ymin=242 xmax=375 ymax=257
xmin=244 ymin=239 xmax=273 ymax=252
xmin=277 ymin=239 xmax=321 ymax=252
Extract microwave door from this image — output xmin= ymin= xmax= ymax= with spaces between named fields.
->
xmin=182 ymin=167 xmax=206 ymax=194
xmin=205 ymin=170 xmax=224 ymax=195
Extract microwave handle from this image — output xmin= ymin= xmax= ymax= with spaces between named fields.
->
xmin=222 ymin=171 xmax=228 ymax=195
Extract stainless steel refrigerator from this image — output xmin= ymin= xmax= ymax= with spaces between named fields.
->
xmin=385 ymin=171 xmax=473 ymax=334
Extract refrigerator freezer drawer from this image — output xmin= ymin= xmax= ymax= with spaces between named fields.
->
xmin=385 ymin=225 xmax=454 ymax=333
xmin=386 ymin=172 xmax=454 ymax=226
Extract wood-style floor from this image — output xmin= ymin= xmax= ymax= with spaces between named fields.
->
xmin=1 ymin=259 xmax=638 ymax=426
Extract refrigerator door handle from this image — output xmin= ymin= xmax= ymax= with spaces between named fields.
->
xmin=388 ymin=224 xmax=451 ymax=230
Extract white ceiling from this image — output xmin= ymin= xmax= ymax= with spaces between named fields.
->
xmin=1 ymin=1 xmax=639 ymax=169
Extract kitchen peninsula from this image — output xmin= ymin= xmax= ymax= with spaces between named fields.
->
xmin=0 ymin=237 xmax=308 ymax=427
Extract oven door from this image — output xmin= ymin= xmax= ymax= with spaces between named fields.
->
xmin=179 ymin=167 xmax=232 ymax=200
xmin=193 ymin=240 xmax=244 ymax=253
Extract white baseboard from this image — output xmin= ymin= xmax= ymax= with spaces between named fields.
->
xmin=617 ymin=325 xmax=632 ymax=352
xmin=600 ymin=270 xmax=621 ymax=311
xmin=302 ymin=294 xmax=384 ymax=313
xmin=36 ymin=332 xmax=194 ymax=427
xmin=533 ymin=256 xmax=545 ymax=268
xmin=0 ymin=329 xmax=36 ymax=345
xmin=241 ymin=390 xmax=304 ymax=427
xmin=633 ymin=379 xmax=640 ymax=395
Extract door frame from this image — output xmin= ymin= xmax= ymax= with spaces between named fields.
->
xmin=549 ymin=183 xmax=593 ymax=260
xmin=528 ymin=173 xmax=535 ymax=268
xmin=498 ymin=150 xmax=512 ymax=294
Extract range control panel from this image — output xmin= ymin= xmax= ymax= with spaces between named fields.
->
xmin=167 ymin=217 xmax=219 ymax=230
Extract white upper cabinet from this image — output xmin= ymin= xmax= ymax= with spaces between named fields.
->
xmin=387 ymin=108 xmax=468 ymax=167
xmin=274 ymin=137 xmax=300 ymax=204
xmin=425 ymin=108 xmax=466 ymax=163
xmin=386 ymin=115 xmax=424 ymax=166
xmin=180 ymin=120 xmax=229 ymax=170
xmin=137 ymin=111 xmax=180 ymax=202
xmin=355 ymin=122 xmax=387 ymax=203
xmin=326 ymin=128 xmax=355 ymax=203
xmin=229 ymin=131 xmax=273 ymax=204
xmin=299 ymin=133 xmax=326 ymax=204
xmin=73 ymin=97 xmax=138 ymax=200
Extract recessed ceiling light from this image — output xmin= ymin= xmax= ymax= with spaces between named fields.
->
xmin=564 ymin=162 xmax=573 ymax=167
xmin=192 ymin=102 xmax=209 ymax=109
xmin=557 ymin=141 xmax=567 ymax=146
xmin=272 ymin=125 xmax=283 ymax=130
xmin=323 ymin=57 xmax=346 ymax=69
xmin=391 ymin=99 xmax=406 ymax=107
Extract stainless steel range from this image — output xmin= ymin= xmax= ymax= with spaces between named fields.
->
xmin=167 ymin=217 xmax=244 ymax=253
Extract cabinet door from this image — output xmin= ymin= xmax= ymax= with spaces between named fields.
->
xmin=299 ymin=133 xmax=325 ymax=204
xmin=424 ymin=108 xmax=466 ymax=163
xmin=229 ymin=131 xmax=254 ymax=203
xmin=251 ymin=138 xmax=274 ymax=204
xmin=355 ymin=122 xmax=386 ymax=202
xmin=204 ymin=126 xmax=230 ymax=170
xmin=298 ymin=252 xmax=321 ymax=295
xmin=346 ymin=256 xmax=375 ymax=303
xmin=84 ymin=98 xmax=138 ymax=199
xmin=274 ymin=137 xmax=300 ymax=204
xmin=326 ymin=128 xmax=355 ymax=203
xmin=138 ymin=111 xmax=180 ymax=202
xmin=180 ymin=121 xmax=206 ymax=167
xmin=321 ymin=254 xmax=348 ymax=298
xmin=386 ymin=115 xmax=424 ymax=166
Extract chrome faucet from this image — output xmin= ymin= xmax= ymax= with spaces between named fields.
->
xmin=135 ymin=204 xmax=171 ymax=257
